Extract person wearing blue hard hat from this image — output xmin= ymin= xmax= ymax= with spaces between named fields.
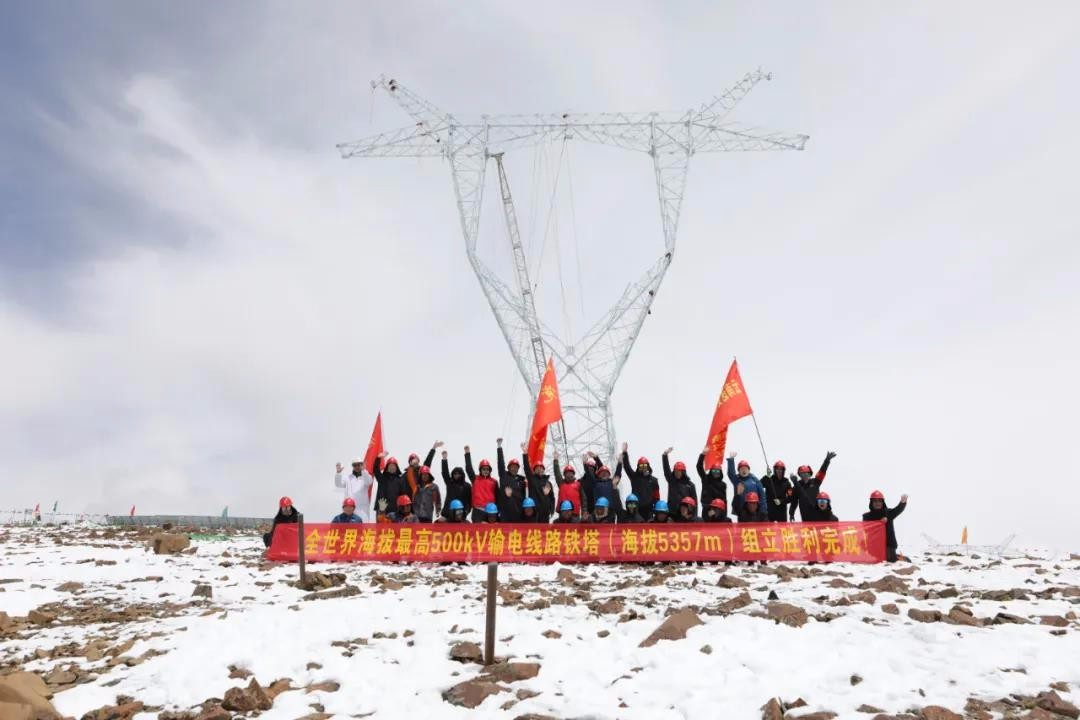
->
xmin=588 ymin=496 xmax=616 ymax=524
xmin=650 ymin=500 xmax=673 ymax=524
xmin=437 ymin=499 xmax=468 ymax=524
xmin=619 ymin=493 xmax=645 ymax=523
xmin=521 ymin=496 xmax=541 ymax=523
xmin=553 ymin=499 xmax=579 ymax=524
xmin=483 ymin=502 xmax=500 ymax=524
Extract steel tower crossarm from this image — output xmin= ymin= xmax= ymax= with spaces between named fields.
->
xmin=340 ymin=72 xmax=808 ymax=465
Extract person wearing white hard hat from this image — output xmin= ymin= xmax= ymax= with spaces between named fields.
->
xmin=334 ymin=458 xmax=374 ymax=523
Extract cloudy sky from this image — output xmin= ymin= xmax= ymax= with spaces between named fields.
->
xmin=2 ymin=2 xmax=1078 ymax=550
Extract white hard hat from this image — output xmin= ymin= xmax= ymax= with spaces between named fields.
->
xmin=351 ymin=457 xmax=364 ymax=465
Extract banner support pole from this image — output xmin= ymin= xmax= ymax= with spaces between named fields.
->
xmin=484 ymin=562 xmax=497 ymax=665
xmin=297 ymin=514 xmax=307 ymax=585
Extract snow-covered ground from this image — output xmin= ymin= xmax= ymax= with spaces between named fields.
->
xmin=1 ymin=525 xmax=1078 ymax=720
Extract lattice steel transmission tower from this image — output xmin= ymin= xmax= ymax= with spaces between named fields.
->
xmin=338 ymin=72 xmax=808 ymax=465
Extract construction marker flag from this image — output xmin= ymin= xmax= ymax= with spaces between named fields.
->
xmin=34 ymin=503 xmax=40 ymax=515
xmin=129 ymin=505 xmax=136 ymax=517
xmin=704 ymin=359 xmax=754 ymax=469
xmin=268 ymin=521 xmax=887 ymax=564
xmin=961 ymin=526 xmax=968 ymax=545
xmin=526 ymin=359 xmax=562 ymax=468
xmin=52 ymin=501 xmax=58 ymax=512
xmin=363 ymin=412 xmax=385 ymax=500
xmin=221 ymin=506 xmax=229 ymax=519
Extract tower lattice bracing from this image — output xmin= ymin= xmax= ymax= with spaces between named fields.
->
xmin=339 ymin=72 xmax=807 ymax=465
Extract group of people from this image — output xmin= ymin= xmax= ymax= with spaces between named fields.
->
xmin=265 ymin=440 xmax=909 ymax=561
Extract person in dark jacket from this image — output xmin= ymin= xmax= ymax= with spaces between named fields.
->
xmin=805 ymin=491 xmax=838 ymax=521
xmin=649 ymin=500 xmax=673 ymax=524
xmin=524 ymin=451 xmax=557 ymax=522
xmin=373 ymin=454 xmax=404 ymax=520
xmin=762 ymin=461 xmax=795 ymax=522
xmin=331 ymin=498 xmax=363 ymax=524
xmin=581 ymin=452 xmax=618 ymax=513
xmin=393 ymin=495 xmax=418 ymax=523
xmin=495 ymin=440 xmax=527 ymax=522
xmin=521 ymin=497 xmax=541 ymax=523
xmin=622 ymin=443 xmax=661 ymax=520
xmin=412 ymin=466 xmax=441 ymax=523
xmin=619 ymin=493 xmax=645 ymax=523
xmin=588 ymin=497 xmax=616 ymax=523
xmin=727 ymin=453 xmax=768 ymax=515
xmin=704 ymin=498 xmax=732 ymax=523
xmin=863 ymin=490 xmax=907 ymax=562
xmin=553 ymin=500 xmax=580 ymax=524
xmin=400 ymin=443 xmax=441 ymax=499
xmin=736 ymin=491 xmax=768 ymax=522
xmin=675 ymin=496 xmax=700 ymax=523
xmin=437 ymin=499 xmax=469 ymax=524
xmin=440 ymin=451 xmax=472 ymax=521
xmin=263 ymin=496 xmax=299 ymax=547
xmin=696 ymin=452 xmax=728 ymax=512
xmin=662 ymin=448 xmax=698 ymax=511
xmin=464 ymin=447 xmax=498 ymax=523
xmin=790 ymin=451 xmax=837 ymax=521
xmin=483 ymin=502 xmax=500 ymax=524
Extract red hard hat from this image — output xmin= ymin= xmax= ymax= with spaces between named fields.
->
xmin=507 ymin=457 xmax=521 ymax=468
xmin=709 ymin=462 xmax=723 ymax=472
xmin=386 ymin=456 xmax=398 ymax=467
xmin=797 ymin=465 xmax=812 ymax=474
xmin=673 ymin=461 xmax=687 ymax=472
xmin=637 ymin=456 xmax=650 ymax=466
xmin=563 ymin=464 xmax=575 ymax=475
xmin=737 ymin=460 xmax=750 ymax=470
xmin=680 ymin=496 xmax=697 ymax=507
xmin=584 ymin=457 xmax=596 ymax=466
xmin=397 ymin=495 xmax=412 ymax=507
xmin=343 ymin=498 xmax=356 ymax=507
xmin=479 ymin=459 xmax=492 ymax=469
xmin=279 ymin=496 xmax=293 ymax=508
xmin=817 ymin=491 xmax=831 ymax=501
xmin=408 ymin=453 xmax=419 ymax=462
xmin=870 ymin=490 xmax=885 ymax=500
xmin=420 ymin=465 xmax=432 ymax=475
xmin=745 ymin=492 xmax=759 ymax=503
xmin=598 ymin=465 xmax=611 ymax=476
xmin=773 ymin=460 xmax=786 ymax=469
xmin=709 ymin=498 xmax=727 ymax=510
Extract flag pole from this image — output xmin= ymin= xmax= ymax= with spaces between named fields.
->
xmin=750 ymin=413 xmax=770 ymax=471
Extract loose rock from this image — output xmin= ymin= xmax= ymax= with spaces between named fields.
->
xmin=639 ymin=608 xmax=703 ymax=647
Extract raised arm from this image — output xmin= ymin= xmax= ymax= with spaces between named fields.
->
xmin=423 ymin=441 xmax=441 ymax=469
xmin=887 ymin=497 xmax=907 ymax=520
xmin=440 ymin=452 xmax=451 ymax=484
xmin=334 ymin=462 xmax=346 ymax=489
xmin=816 ymin=451 xmax=837 ymax=483
xmin=496 ymin=444 xmax=508 ymax=479
xmin=696 ymin=452 xmax=707 ymax=482
xmin=621 ymin=443 xmax=640 ymax=483
xmin=661 ymin=450 xmax=675 ymax=484
xmin=464 ymin=447 xmax=476 ymax=481
xmin=373 ymin=454 xmax=385 ymax=481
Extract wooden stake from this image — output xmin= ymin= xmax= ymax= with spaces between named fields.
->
xmin=297 ymin=514 xmax=307 ymax=586
xmin=484 ymin=562 xmax=497 ymax=665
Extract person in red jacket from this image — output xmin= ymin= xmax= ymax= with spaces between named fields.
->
xmin=554 ymin=461 xmax=583 ymax=517
xmin=464 ymin=445 xmax=497 ymax=524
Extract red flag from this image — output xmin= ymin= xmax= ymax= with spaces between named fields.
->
xmin=34 ymin=503 xmax=40 ymax=514
xmin=363 ymin=412 xmax=385 ymax=500
xmin=526 ymin=359 xmax=563 ymax=467
xmin=704 ymin=359 xmax=754 ymax=468
xmin=129 ymin=505 xmax=136 ymax=517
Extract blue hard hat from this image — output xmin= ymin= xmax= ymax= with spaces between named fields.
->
xmin=559 ymin=500 xmax=573 ymax=512
xmin=654 ymin=500 xmax=669 ymax=513
xmin=522 ymin=497 xmax=536 ymax=509
xmin=449 ymin=499 xmax=464 ymax=511
xmin=626 ymin=494 xmax=639 ymax=503
xmin=484 ymin=502 xmax=499 ymax=515
xmin=595 ymin=497 xmax=610 ymax=508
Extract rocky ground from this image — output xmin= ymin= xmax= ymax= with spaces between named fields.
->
xmin=0 ymin=525 xmax=1077 ymax=720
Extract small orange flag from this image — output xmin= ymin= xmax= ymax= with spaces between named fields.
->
xmin=703 ymin=359 xmax=754 ymax=469
xmin=363 ymin=412 xmax=385 ymax=500
xmin=961 ymin=527 xmax=968 ymax=545
xmin=526 ymin=359 xmax=562 ymax=467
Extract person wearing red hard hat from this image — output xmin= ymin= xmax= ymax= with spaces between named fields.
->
xmin=332 ymin=497 xmax=363 ymax=524
xmin=704 ymin=498 xmax=732 ymax=524
xmin=696 ymin=450 xmax=728 ymax=516
xmin=790 ymin=451 xmax=837 ymax=521
xmin=464 ymin=445 xmax=497 ymax=523
xmin=675 ymin=495 xmax=700 ymax=523
xmin=439 ymin=449 xmax=473 ymax=523
xmin=373 ymin=453 xmax=404 ymax=522
xmin=621 ymin=442 xmax=661 ymax=521
xmin=521 ymin=444 xmax=556 ymax=523
xmin=334 ymin=458 xmax=374 ymax=523
xmin=662 ymin=448 xmax=698 ymax=514
xmin=762 ymin=460 xmax=796 ymax=523
xmin=735 ymin=490 xmax=768 ymax=523
xmin=402 ymin=442 xmax=443 ymax=500
xmin=263 ymin=496 xmax=300 ymax=547
xmin=862 ymin=490 xmax=908 ymax=562
xmin=393 ymin=494 xmax=418 ymax=523
xmin=412 ymin=465 xmax=442 ymax=523
xmin=727 ymin=452 xmax=768 ymax=517
xmin=809 ymin=491 xmax=838 ymax=522
xmin=550 ymin=455 xmax=580 ymax=520
xmin=491 ymin=438 xmax=527 ymax=523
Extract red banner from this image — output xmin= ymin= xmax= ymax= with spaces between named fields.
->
xmin=268 ymin=521 xmax=886 ymax=564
